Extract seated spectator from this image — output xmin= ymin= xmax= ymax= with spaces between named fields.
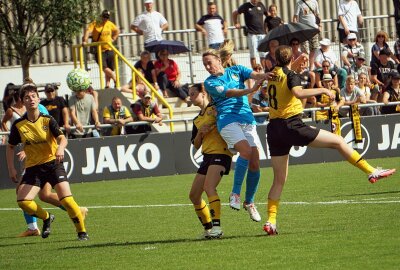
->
xmin=315 ymin=74 xmax=344 ymax=121
xmin=315 ymin=60 xmax=339 ymax=89
xmin=341 ymin=33 xmax=365 ymax=75
xmin=394 ymin=37 xmax=400 ymax=65
xmin=314 ymin=38 xmax=347 ymax=89
xmin=246 ymin=63 xmax=263 ymax=103
xmin=370 ymin=30 xmax=399 ymax=66
xmin=357 ymin=72 xmax=380 ymax=115
xmin=339 ymin=76 xmax=374 ymax=117
xmin=86 ymin=85 xmax=99 ymax=110
xmin=102 ymin=96 xmax=133 ymax=136
xmin=251 ymin=82 xmax=269 ymax=124
xmin=370 ymin=48 xmax=395 ymax=102
xmin=297 ymin=58 xmax=316 ymax=110
xmin=155 ymin=49 xmax=191 ymax=105
xmin=381 ymin=71 xmax=400 ymax=114
xmin=290 ymin=38 xmax=308 ymax=73
xmin=352 ymin=53 xmax=371 ymax=83
xmin=130 ymin=90 xmax=164 ymax=133
xmin=40 ymin=84 xmax=71 ymax=134
xmin=69 ymin=89 xmax=101 ymax=138
xmin=265 ymin=39 xmax=279 ymax=72
xmin=2 ymin=83 xmax=16 ymax=112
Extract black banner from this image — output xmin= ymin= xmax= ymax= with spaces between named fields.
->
xmin=0 ymin=114 xmax=399 ymax=189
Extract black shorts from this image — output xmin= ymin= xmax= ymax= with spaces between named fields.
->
xmin=197 ymin=154 xmax=232 ymax=176
xmin=267 ymin=115 xmax=320 ymax=156
xmin=95 ymin=50 xmax=114 ymax=71
xmin=21 ymin=160 xmax=68 ymax=188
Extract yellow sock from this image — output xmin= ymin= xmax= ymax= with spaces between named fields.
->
xmin=208 ymin=195 xmax=221 ymax=226
xmin=60 ymin=196 xmax=86 ymax=233
xmin=18 ymin=200 xmax=49 ymax=220
xmin=347 ymin=150 xmax=375 ymax=174
xmin=194 ymin=199 xmax=212 ymax=230
xmin=267 ymin=199 xmax=280 ymax=225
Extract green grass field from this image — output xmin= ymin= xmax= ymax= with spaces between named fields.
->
xmin=0 ymin=157 xmax=399 ymax=270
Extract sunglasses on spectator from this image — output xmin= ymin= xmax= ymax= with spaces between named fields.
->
xmin=322 ymin=65 xmax=330 ymax=68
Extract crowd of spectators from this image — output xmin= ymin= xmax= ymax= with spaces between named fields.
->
xmin=1 ymin=0 xmax=400 ymax=142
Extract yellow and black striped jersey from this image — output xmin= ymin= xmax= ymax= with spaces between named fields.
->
xmin=267 ymin=66 xmax=304 ymax=119
xmin=191 ymin=105 xmax=232 ymax=157
xmin=9 ymin=113 xmax=64 ymax=168
xmin=316 ymin=88 xmax=342 ymax=120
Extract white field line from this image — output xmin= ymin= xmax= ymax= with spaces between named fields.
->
xmin=1 ymin=198 xmax=400 ymax=211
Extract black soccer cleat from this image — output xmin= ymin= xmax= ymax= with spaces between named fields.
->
xmin=77 ymin=232 xmax=89 ymax=241
xmin=41 ymin=214 xmax=55 ymax=239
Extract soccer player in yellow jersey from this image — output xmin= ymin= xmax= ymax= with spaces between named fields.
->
xmin=6 ymin=83 xmax=89 ymax=240
xmin=188 ymin=83 xmax=233 ymax=239
xmin=263 ymin=46 xmax=396 ymax=235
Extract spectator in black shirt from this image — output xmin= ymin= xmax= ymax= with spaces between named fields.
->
xmin=370 ymin=48 xmax=395 ymax=102
xmin=264 ymin=4 xmax=283 ymax=33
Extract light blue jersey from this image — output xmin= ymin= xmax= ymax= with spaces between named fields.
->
xmin=204 ymin=65 xmax=256 ymax=131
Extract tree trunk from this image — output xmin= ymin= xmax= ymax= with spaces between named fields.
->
xmin=21 ymin=55 xmax=31 ymax=82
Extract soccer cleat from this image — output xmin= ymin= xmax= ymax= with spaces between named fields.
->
xmin=243 ymin=202 xmax=261 ymax=222
xmin=263 ymin=222 xmax=278 ymax=236
xmin=77 ymin=232 xmax=89 ymax=241
xmin=41 ymin=214 xmax=55 ymax=239
xmin=17 ymin=228 xmax=40 ymax=237
xmin=200 ymin=226 xmax=223 ymax=240
xmin=80 ymin=207 xmax=88 ymax=220
xmin=229 ymin=193 xmax=241 ymax=210
xmin=368 ymin=168 xmax=396 ymax=183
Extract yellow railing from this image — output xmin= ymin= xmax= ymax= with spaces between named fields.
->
xmin=71 ymin=41 xmax=174 ymax=131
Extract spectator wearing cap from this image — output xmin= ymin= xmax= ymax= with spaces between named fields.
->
xmin=82 ymin=10 xmax=120 ymax=88
xmin=251 ymin=81 xmax=269 ymax=124
xmin=316 ymin=73 xmax=344 ymax=121
xmin=131 ymin=0 xmax=168 ymax=49
xmin=352 ymin=53 xmax=371 ymax=83
xmin=40 ymin=84 xmax=70 ymax=134
xmin=382 ymin=70 xmax=400 ymax=114
xmin=337 ymin=0 xmax=363 ymax=44
xmin=314 ymin=38 xmax=347 ymax=89
xmin=370 ymin=48 xmax=395 ymax=102
xmin=102 ymin=96 xmax=133 ymax=136
xmin=130 ymin=90 xmax=164 ymax=133
xmin=341 ymin=33 xmax=365 ymax=74
xmin=370 ymin=30 xmax=399 ymax=66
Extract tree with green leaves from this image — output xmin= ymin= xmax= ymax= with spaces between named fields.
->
xmin=0 ymin=0 xmax=101 ymax=80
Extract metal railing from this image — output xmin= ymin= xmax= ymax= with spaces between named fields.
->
xmin=71 ymin=41 xmax=174 ymax=131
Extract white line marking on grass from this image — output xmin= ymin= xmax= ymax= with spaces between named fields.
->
xmin=1 ymin=198 xmax=400 ymax=211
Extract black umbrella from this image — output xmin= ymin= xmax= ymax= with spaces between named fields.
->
xmin=144 ymin=40 xmax=190 ymax=54
xmin=258 ymin=22 xmax=320 ymax=52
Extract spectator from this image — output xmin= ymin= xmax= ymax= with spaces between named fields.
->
xmin=130 ymin=90 xmax=163 ymax=133
xmin=102 ymin=96 xmax=133 ymax=136
xmin=69 ymin=89 xmax=101 ymax=138
xmin=370 ymin=30 xmax=399 ymax=66
xmin=1 ymin=89 xmax=26 ymax=134
xmin=293 ymin=0 xmax=321 ymax=70
xmin=393 ymin=36 xmax=400 ymax=65
xmin=2 ymin=83 xmax=16 ymax=112
xmin=352 ymin=53 xmax=371 ymax=83
xmin=395 ymin=0 xmax=400 ymax=38
xmin=82 ymin=10 xmax=120 ymax=88
xmin=290 ymin=38 xmax=309 ymax=72
xmin=154 ymin=49 xmax=191 ymax=104
xmin=264 ymin=4 xmax=283 ymax=33
xmin=131 ymin=0 xmax=168 ymax=49
xmin=315 ymin=60 xmax=339 ymax=89
xmin=251 ymin=82 xmax=269 ymax=124
xmin=337 ymin=0 xmax=363 ymax=44
xmin=264 ymin=39 xmax=279 ymax=72
xmin=232 ymin=0 xmax=268 ymax=69
xmin=297 ymin=58 xmax=317 ymax=110
xmin=357 ymin=72 xmax=380 ymax=115
xmin=40 ymin=84 xmax=70 ymax=134
xmin=341 ymin=33 xmax=365 ymax=75
xmin=314 ymin=38 xmax=347 ymax=89
xmin=315 ymin=73 xmax=344 ymax=121
xmin=195 ymin=2 xmax=227 ymax=49
xmin=339 ymin=75 xmax=374 ymax=117
xmin=381 ymin=70 xmax=400 ymax=114
xmin=370 ymin=48 xmax=395 ymax=102
xmin=121 ymin=51 xmax=162 ymax=97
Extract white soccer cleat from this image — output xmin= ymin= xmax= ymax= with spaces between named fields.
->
xmin=206 ymin=226 xmax=223 ymax=239
xmin=263 ymin=222 xmax=278 ymax=236
xmin=229 ymin=193 xmax=241 ymax=210
xmin=244 ymin=202 xmax=261 ymax=222
xmin=368 ymin=168 xmax=396 ymax=183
